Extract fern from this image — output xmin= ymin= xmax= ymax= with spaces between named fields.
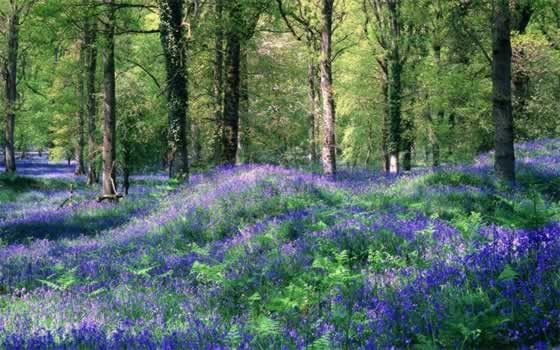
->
xmin=37 ymin=266 xmax=79 ymax=291
xmin=307 ymin=334 xmax=331 ymax=350
xmin=250 ymin=315 xmax=280 ymax=339
xmin=190 ymin=261 xmax=225 ymax=285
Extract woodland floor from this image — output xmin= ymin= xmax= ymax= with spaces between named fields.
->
xmin=1 ymin=139 xmax=560 ymax=349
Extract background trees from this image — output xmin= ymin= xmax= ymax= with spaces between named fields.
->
xmin=0 ymin=0 xmax=37 ymax=172
xmin=1 ymin=0 xmax=560 ymax=188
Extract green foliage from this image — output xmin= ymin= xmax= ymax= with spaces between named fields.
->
xmin=0 ymin=174 xmax=73 ymax=203
xmin=432 ymin=288 xmax=510 ymax=349
xmin=38 ymin=265 xmax=79 ymax=291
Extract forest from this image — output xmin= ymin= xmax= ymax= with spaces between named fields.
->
xmin=1 ymin=0 xmax=560 ymax=348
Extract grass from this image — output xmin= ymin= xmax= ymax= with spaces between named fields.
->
xmin=0 ymin=173 xmax=76 ymax=203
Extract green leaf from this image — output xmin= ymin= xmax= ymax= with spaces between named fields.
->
xmin=88 ymin=287 xmax=107 ymax=297
xmin=127 ymin=264 xmax=157 ymax=277
xmin=498 ymin=264 xmax=518 ymax=282
xmin=37 ymin=279 xmax=64 ymax=291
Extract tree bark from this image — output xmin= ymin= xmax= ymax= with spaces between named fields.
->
xmin=86 ymin=17 xmax=99 ymax=185
xmin=123 ymin=145 xmax=130 ymax=195
xmin=212 ymin=0 xmax=224 ymax=163
xmin=236 ymin=48 xmax=249 ymax=165
xmin=192 ymin=122 xmax=202 ymax=164
xmin=102 ymin=1 xmax=117 ymax=196
xmin=368 ymin=0 xmax=404 ymax=174
xmin=380 ymin=63 xmax=390 ymax=172
xmin=402 ymin=113 xmax=414 ymax=171
xmin=387 ymin=56 xmax=402 ymax=174
xmin=402 ymin=142 xmax=412 ymax=171
xmin=3 ymin=8 xmax=18 ymax=173
xmin=75 ymin=38 xmax=86 ymax=176
xmin=431 ymin=44 xmax=442 ymax=167
xmin=307 ymin=62 xmax=319 ymax=164
xmin=159 ymin=0 xmax=189 ymax=179
xmin=222 ymin=8 xmax=242 ymax=166
xmin=319 ymin=0 xmax=336 ymax=176
xmin=492 ymin=0 xmax=515 ymax=182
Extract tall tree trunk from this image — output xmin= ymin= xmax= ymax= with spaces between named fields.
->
xmin=86 ymin=17 xmax=98 ymax=185
xmin=431 ymin=44 xmax=442 ymax=167
xmin=432 ymin=140 xmax=440 ymax=167
xmin=123 ymin=145 xmax=130 ymax=195
xmin=222 ymin=6 xmax=242 ymax=166
xmin=387 ymin=56 xmax=402 ymax=174
xmin=159 ymin=0 xmax=189 ymax=179
xmin=307 ymin=62 xmax=319 ymax=164
xmin=492 ymin=0 xmax=515 ymax=182
xmin=3 ymin=9 xmax=18 ymax=173
xmin=75 ymin=39 xmax=86 ymax=176
xmin=102 ymin=1 xmax=117 ymax=196
xmin=402 ymin=142 xmax=412 ymax=171
xmin=319 ymin=0 xmax=336 ymax=176
xmin=236 ymin=48 xmax=249 ymax=165
xmin=380 ymin=65 xmax=390 ymax=172
xmin=377 ymin=0 xmax=403 ymax=174
xmin=212 ymin=0 xmax=224 ymax=162
xmin=402 ymin=114 xmax=414 ymax=171
xmin=192 ymin=122 xmax=202 ymax=164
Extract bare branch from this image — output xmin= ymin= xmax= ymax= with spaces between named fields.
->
xmin=119 ymin=56 xmax=161 ymax=89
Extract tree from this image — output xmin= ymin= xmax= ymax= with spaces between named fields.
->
xmin=159 ymin=0 xmax=189 ymax=179
xmin=275 ymin=0 xmax=322 ymax=166
xmin=221 ymin=0 xmax=265 ymax=165
xmin=276 ymin=0 xmax=340 ymax=175
xmin=319 ymin=0 xmax=336 ymax=176
xmin=85 ymin=14 xmax=99 ymax=185
xmin=101 ymin=0 xmax=117 ymax=197
xmin=492 ymin=0 xmax=515 ymax=182
xmin=364 ymin=0 xmax=410 ymax=174
xmin=222 ymin=0 xmax=243 ymax=165
xmin=0 ymin=0 xmax=34 ymax=172
xmin=74 ymin=35 xmax=86 ymax=175
xmin=212 ymin=0 xmax=224 ymax=163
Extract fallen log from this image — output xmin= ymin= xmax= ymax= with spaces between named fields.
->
xmin=96 ymin=193 xmax=124 ymax=203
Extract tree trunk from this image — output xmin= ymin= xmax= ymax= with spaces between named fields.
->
xmin=102 ymin=1 xmax=117 ymax=196
xmin=432 ymin=142 xmax=440 ymax=167
xmin=212 ymin=0 xmax=224 ymax=163
xmin=431 ymin=45 xmax=442 ymax=167
xmin=236 ymin=48 xmax=249 ymax=165
xmin=222 ymin=15 xmax=241 ymax=165
xmin=192 ymin=122 xmax=202 ymax=164
xmin=75 ymin=38 xmax=86 ymax=176
xmin=86 ymin=17 xmax=98 ymax=185
xmin=159 ymin=0 xmax=189 ymax=179
xmin=492 ymin=0 xmax=515 ymax=182
xmin=379 ymin=64 xmax=390 ymax=172
xmin=123 ymin=146 xmax=130 ymax=195
xmin=402 ymin=114 xmax=414 ymax=171
xmin=403 ymin=144 xmax=412 ymax=171
xmin=3 ymin=9 xmax=18 ymax=173
xmin=387 ymin=56 xmax=402 ymax=174
xmin=319 ymin=0 xmax=336 ymax=176
xmin=307 ymin=62 xmax=319 ymax=164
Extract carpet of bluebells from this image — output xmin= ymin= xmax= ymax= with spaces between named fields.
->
xmin=1 ymin=139 xmax=560 ymax=349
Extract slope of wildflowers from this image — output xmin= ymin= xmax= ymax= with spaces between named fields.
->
xmin=1 ymin=139 xmax=560 ymax=349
